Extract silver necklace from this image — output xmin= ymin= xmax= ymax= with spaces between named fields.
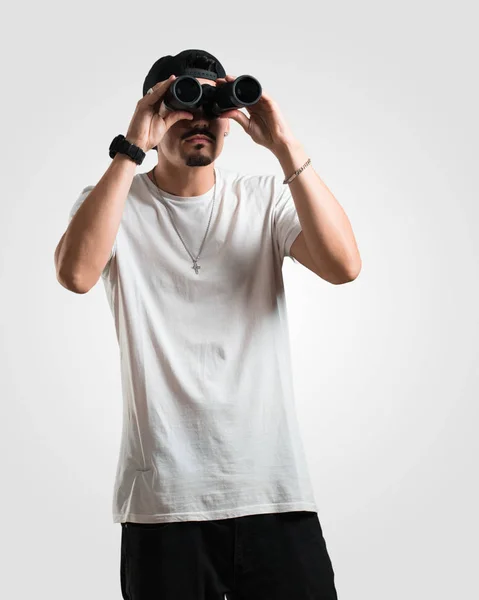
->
xmin=150 ymin=168 xmax=216 ymax=275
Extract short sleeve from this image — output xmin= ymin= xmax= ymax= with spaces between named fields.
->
xmin=273 ymin=178 xmax=302 ymax=263
xmin=69 ymin=185 xmax=117 ymax=278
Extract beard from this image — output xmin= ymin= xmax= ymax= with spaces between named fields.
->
xmin=185 ymin=153 xmax=213 ymax=167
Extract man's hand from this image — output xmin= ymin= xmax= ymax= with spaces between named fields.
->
xmin=216 ymin=75 xmax=299 ymax=155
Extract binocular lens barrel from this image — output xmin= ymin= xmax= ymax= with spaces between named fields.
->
xmin=175 ymin=78 xmax=202 ymax=105
xmin=234 ymin=77 xmax=262 ymax=105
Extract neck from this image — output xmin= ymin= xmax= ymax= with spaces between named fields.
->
xmin=149 ymin=161 xmax=216 ymax=197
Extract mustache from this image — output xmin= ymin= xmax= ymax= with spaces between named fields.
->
xmin=183 ymin=130 xmax=215 ymax=141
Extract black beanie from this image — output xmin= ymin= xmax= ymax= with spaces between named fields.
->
xmin=142 ymin=49 xmax=227 ymax=97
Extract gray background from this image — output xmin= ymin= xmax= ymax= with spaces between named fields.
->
xmin=1 ymin=1 xmax=477 ymax=599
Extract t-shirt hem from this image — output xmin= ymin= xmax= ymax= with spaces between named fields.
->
xmin=113 ymin=500 xmax=318 ymax=524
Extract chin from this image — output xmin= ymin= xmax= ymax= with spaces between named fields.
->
xmin=185 ymin=156 xmax=213 ymax=167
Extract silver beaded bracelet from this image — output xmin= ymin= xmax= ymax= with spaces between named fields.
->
xmin=283 ymin=158 xmax=311 ymax=184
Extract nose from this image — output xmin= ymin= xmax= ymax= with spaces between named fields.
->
xmin=191 ymin=106 xmax=209 ymax=119
xmin=189 ymin=101 xmax=220 ymax=120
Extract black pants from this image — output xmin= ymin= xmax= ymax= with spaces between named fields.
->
xmin=120 ymin=510 xmax=338 ymax=599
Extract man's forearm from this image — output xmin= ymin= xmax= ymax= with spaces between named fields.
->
xmin=274 ymin=141 xmax=362 ymax=281
xmin=56 ymin=154 xmax=137 ymax=293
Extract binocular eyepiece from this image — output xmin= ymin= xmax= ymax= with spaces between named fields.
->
xmin=163 ymin=74 xmax=262 ymax=119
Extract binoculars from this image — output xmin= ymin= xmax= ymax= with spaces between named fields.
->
xmin=163 ymin=74 xmax=262 ymax=119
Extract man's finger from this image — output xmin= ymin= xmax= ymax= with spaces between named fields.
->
xmin=143 ymin=75 xmax=175 ymax=105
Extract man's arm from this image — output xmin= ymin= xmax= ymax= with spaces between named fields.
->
xmin=55 ymin=154 xmax=137 ymax=293
xmin=274 ymin=141 xmax=362 ymax=284
xmin=54 ymin=232 xmax=68 ymax=288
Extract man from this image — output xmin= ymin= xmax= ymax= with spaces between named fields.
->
xmin=55 ymin=48 xmax=361 ymax=600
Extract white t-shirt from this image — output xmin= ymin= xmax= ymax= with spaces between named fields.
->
xmin=69 ymin=165 xmax=318 ymax=524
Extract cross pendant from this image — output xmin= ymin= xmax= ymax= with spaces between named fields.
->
xmin=192 ymin=260 xmax=201 ymax=275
